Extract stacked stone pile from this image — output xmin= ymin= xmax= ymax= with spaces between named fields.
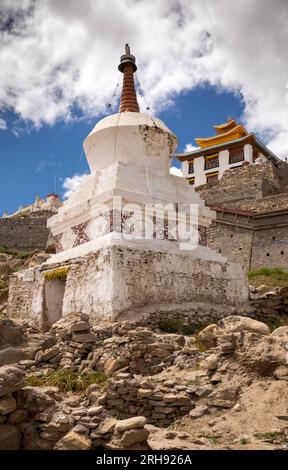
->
xmin=103 ymin=374 xmax=196 ymax=426
xmin=0 ymin=362 xmax=151 ymax=450
xmin=1 ymin=313 xmax=288 ymax=449
xmin=19 ymin=317 xmax=200 ymax=379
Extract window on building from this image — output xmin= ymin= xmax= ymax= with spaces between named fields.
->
xmin=188 ymin=162 xmax=194 ymax=174
xmin=206 ymin=172 xmax=218 ymax=185
xmin=229 ymin=147 xmax=244 ymax=164
xmin=205 ymin=154 xmax=219 ymax=170
xmin=188 ymin=177 xmax=195 ymax=185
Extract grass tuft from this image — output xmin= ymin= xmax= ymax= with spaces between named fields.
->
xmin=254 ymin=430 xmax=282 ymax=441
xmin=239 ymin=437 xmax=250 ymax=445
xmin=0 ymin=244 xmax=34 ymax=259
xmin=198 ymin=433 xmax=221 ymax=444
xmin=26 ymin=369 xmax=107 ymax=393
xmin=43 ymin=266 xmax=69 ymax=281
xmin=248 ymin=267 xmax=288 ymax=288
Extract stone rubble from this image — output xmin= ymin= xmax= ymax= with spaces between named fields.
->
xmin=0 ymin=311 xmax=287 ymax=450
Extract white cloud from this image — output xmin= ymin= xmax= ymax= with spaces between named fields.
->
xmin=0 ymin=118 xmax=6 ymax=130
xmin=62 ymin=173 xmax=89 ymax=199
xmin=0 ymin=1 xmax=288 ymax=155
xmin=184 ymin=143 xmax=199 ymax=153
xmin=170 ymin=166 xmax=182 ymax=177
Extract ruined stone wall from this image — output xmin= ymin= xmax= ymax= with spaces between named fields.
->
xmin=207 ymin=221 xmax=253 ymax=271
xmin=251 ymin=227 xmax=288 ymax=271
xmin=206 ymin=217 xmax=288 ymax=272
xmin=7 ymin=268 xmax=44 ymax=325
xmin=105 ymin=376 xmax=194 ymax=426
xmin=0 ymin=216 xmax=50 ymax=251
xmin=198 ymin=162 xmax=285 ymax=207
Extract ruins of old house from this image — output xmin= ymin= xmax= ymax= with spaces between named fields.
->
xmin=7 ymin=45 xmax=249 ymax=329
xmin=0 ymin=194 xmax=62 ymax=252
xmin=197 ymin=161 xmax=288 ymax=271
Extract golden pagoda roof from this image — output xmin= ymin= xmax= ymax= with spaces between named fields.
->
xmin=195 ymin=119 xmax=248 ymax=149
xmin=214 ymin=118 xmax=238 ymax=134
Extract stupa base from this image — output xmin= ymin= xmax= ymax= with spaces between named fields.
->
xmin=8 ymin=244 xmax=249 ymax=329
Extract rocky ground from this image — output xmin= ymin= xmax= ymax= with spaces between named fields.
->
xmin=0 ymin=313 xmax=287 ymax=450
xmin=1 ymin=250 xmax=288 ymax=451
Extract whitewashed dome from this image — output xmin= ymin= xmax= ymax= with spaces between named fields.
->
xmin=83 ymin=111 xmax=178 ymax=173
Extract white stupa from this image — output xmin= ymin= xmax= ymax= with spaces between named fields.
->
xmin=8 ymin=45 xmax=248 ymax=327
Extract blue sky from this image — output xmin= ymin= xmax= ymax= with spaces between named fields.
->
xmin=0 ymin=85 xmax=244 ymax=215
xmin=0 ymin=1 xmax=287 ymax=216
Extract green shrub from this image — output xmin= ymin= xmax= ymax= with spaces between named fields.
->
xmin=239 ymin=437 xmax=250 ymax=445
xmin=195 ymin=336 xmax=206 ymax=352
xmin=18 ymin=251 xmax=34 ymax=259
xmin=0 ymin=245 xmax=17 ymax=256
xmin=26 ymin=369 xmax=107 ymax=393
xmin=254 ymin=431 xmax=281 ymax=440
xmin=198 ymin=433 xmax=221 ymax=444
xmin=0 ymin=280 xmax=8 ymax=290
xmin=159 ymin=318 xmax=182 ymax=333
xmin=0 ymin=244 xmax=34 ymax=259
xmin=159 ymin=318 xmax=206 ymax=336
xmin=265 ymin=318 xmax=286 ymax=331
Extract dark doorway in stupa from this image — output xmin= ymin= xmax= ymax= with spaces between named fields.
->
xmin=44 ymin=278 xmax=66 ymax=328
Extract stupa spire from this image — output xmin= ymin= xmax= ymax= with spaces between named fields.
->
xmin=118 ymin=44 xmax=140 ymax=113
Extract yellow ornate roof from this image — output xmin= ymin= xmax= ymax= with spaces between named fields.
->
xmin=195 ymin=119 xmax=248 ymax=149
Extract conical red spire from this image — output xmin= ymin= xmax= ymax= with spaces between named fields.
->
xmin=118 ymin=44 xmax=140 ymax=113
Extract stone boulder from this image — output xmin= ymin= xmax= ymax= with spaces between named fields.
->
xmin=104 ymin=357 xmax=127 ymax=377
xmin=27 ymin=252 xmax=50 ymax=268
xmin=119 ymin=428 xmax=149 ymax=447
xmin=115 ymin=416 xmax=147 ymax=432
xmin=54 ymin=430 xmax=92 ymax=450
xmin=51 ymin=315 xmax=91 ymax=339
xmin=0 ymin=365 xmax=25 ymax=398
xmin=0 ymin=346 xmax=30 ymax=367
xmin=0 ymin=319 xmax=25 ymax=348
xmin=16 ymin=386 xmax=56 ymax=413
xmin=198 ymin=324 xmax=218 ymax=348
xmin=0 ymin=394 xmax=17 ymax=415
xmin=235 ymin=332 xmax=286 ymax=375
xmin=109 ymin=416 xmax=149 ymax=449
xmin=97 ymin=417 xmax=117 ymax=435
xmin=0 ymin=424 xmax=22 ymax=450
xmin=270 ymin=326 xmax=288 ymax=342
xmin=205 ymin=353 xmax=220 ymax=371
xmin=218 ymin=316 xmax=270 ymax=336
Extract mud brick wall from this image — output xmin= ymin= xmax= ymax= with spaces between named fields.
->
xmin=207 ymin=221 xmax=253 ymax=271
xmin=0 ymin=217 xmax=50 ymax=251
xmin=206 ymin=218 xmax=288 ymax=272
